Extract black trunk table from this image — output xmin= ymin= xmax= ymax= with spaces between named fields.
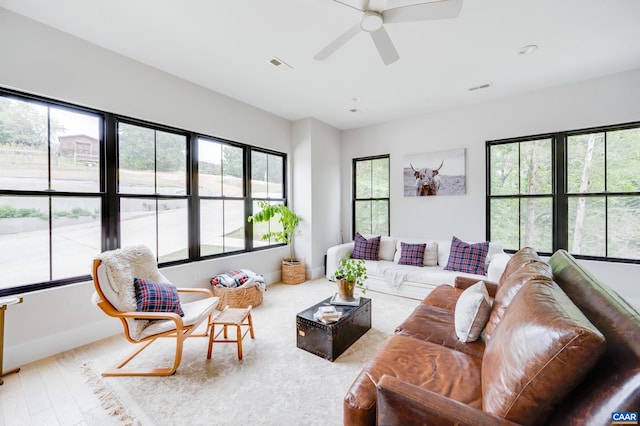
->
xmin=296 ymin=296 xmax=371 ymax=361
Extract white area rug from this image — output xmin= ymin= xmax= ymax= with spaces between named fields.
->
xmin=85 ymin=278 xmax=420 ymax=426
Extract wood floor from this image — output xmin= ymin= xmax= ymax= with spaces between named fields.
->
xmin=0 ymin=335 xmax=130 ymax=426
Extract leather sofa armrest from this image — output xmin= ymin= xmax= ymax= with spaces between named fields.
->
xmin=454 ymin=276 xmax=498 ymax=298
xmin=376 ymin=375 xmax=519 ymax=426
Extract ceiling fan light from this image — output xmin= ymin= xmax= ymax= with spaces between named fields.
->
xmin=361 ymin=11 xmax=383 ymax=32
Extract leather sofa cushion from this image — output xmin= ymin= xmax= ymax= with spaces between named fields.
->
xmin=482 ymin=280 xmax=606 ymax=426
xmin=421 ymin=284 xmax=463 ymax=310
xmin=344 ymin=335 xmax=482 ymax=426
xmin=395 ymin=304 xmax=485 ymax=358
xmin=498 ymin=246 xmax=545 ymax=286
xmin=485 ymin=259 xmax=554 ymax=342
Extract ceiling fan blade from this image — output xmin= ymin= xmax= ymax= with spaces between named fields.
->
xmin=383 ymin=0 xmax=463 ymax=23
xmin=370 ymin=26 xmax=399 ymax=65
xmin=314 ymin=24 xmax=361 ymax=61
xmin=367 ymin=0 xmax=387 ymax=12
xmin=331 ymin=0 xmax=366 ymax=12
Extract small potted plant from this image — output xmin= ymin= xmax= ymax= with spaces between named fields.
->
xmin=333 ymin=252 xmax=368 ymax=300
xmin=248 ymin=201 xmax=305 ymax=284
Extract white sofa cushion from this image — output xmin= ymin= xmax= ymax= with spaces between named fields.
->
xmin=393 ymin=239 xmax=437 ymax=266
xmin=379 ymin=236 xmax=397 ymax=261
xmin=362 ymin=234 xmax=397 ymax=261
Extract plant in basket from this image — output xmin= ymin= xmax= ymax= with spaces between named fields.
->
xmin=248 ymin=201 xmax=305 ymax=284
xmin=333 ymin=252 xmax=368 ymax=300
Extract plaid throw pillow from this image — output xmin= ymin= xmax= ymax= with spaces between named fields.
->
xmin=444 ymin=236 xmax=489 ymax=275
xmin=398 ymin=242 xmax=426 ymax=267
xmin=351 ymin=233 xmax=381 ymax=261
xmin=134 ymin=278 xmax=184 ymax=317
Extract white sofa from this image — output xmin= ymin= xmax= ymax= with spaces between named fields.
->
xmin=326 ymin=236 xmax=510 ymax=300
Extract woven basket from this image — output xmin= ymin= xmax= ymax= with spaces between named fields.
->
xmin=282 ymin=258 xmax=306 ymax=284
xmin=212 ymin=285 xmax=263 ymax=310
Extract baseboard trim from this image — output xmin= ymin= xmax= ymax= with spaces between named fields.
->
xmin=4 ymin=318 xmax=120 ymax=371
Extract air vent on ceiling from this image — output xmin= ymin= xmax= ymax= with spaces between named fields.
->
xmin=468 ymin=83 xmax=492 ymax=92
xmin=269 ymin=57 xmax=293 ymax=72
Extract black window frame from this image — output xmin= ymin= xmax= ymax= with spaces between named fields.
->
xmin=486 ymin=120 xmax=640 ymax=264
xmin=352 ymin=154 xmax=390 ymax=238
xmin=0 ymin=87 xmax=288 ymax=297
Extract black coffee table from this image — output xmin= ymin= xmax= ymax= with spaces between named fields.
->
xmin=296 ymin=296 xmax=371 ymax=361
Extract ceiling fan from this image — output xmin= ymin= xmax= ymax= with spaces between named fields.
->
xmin=314 ymin=0 xmax=463 ymax=65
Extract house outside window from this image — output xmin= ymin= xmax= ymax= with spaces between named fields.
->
xmin=0 ymin=94 xmax=103 ymax=291
xmin=0 ymin=88 xmax=289 ymax=297
xmin=353 ymin=155 xmax=390 ymax=237
xmin=487 ymin=122 xmax=640 ymax=262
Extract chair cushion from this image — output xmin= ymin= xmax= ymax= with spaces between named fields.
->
xmin=398 ymin=242 xmax=426 ymax=266
xmin=482 ymin=281 xmax=606 ymax=425
xmin=96 ymin=245 xmax=169 ymax=313
xmin=444 ymin=236 xmax=489 ymax=275
xmin=454 ymin=281 xmax=492 ymax=342
xmin=139 ymin=296 xmax=219 ymax=340
xmin=351 ymin=233 xmax=381 ymax=261
xmin=134 ymin=278 xmax=184 ymax=317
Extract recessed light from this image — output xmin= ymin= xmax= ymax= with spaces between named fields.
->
xmin=518 ymin=45 xmax=538 ymax=55
xmin=352 ymin=97 xmax=361 ymax=102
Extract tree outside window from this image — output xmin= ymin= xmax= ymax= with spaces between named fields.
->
xmin=353 ymin=155 xmax=390 ymax=237
xmin=487 ymin=124 xmax=640 ymax=262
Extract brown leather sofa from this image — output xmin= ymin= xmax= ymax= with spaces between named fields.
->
xmin=343 ymin=248 xmax=640 ymax=425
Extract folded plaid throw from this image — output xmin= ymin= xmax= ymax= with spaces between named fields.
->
xmin=210 ymin=269 xmax=266 ymax=290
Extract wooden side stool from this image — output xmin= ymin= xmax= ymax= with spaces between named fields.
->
xmin=207 ymin=305 xmax=255 ymax=360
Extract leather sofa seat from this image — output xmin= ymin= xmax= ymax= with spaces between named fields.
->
xmin=394 ymin=304 xmax=485 ymax=358
xmin=344 ymin=335 xmax=483 ymax=426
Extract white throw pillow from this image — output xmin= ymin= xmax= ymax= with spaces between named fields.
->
xmin=454 ymin=281 xmax=492 ymax=342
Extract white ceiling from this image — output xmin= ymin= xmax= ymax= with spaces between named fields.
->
xmin=2 ymin=0 xmax=640 ymax=130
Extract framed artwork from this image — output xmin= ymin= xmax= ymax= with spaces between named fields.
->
xmin=403 ymin=148 xmax=466 ymax=197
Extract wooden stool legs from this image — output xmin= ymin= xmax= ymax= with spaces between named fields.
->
xmin=207 ymin=307 xmax=254 ymax=360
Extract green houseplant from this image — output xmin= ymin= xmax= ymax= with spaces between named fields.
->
xmin=333 ymin=253 xmax=368 ymax=300
xmin=248 ymin=201 xmax=305 ymax=284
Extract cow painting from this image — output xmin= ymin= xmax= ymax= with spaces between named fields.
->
xmin=411 ymin=161 xmax=443 ymax=196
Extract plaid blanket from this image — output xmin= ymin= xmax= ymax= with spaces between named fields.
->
xmin=210 ymin=269 xmax=266 ymax=290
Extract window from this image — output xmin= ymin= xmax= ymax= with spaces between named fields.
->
xmin=250 ymin=149 xmax=286 ymax=248
xmin=198 ymin=137 xmax=245 ymax=256
xmin=0 ymin=94 xmax=103 ymax=291
xmin=0 ymin=88 xmax=288 ymax=296
xmin=117 ymin=121 xmax=189 ymax=263
xmin=487 ymin=122 xmax=640 ymax=262
xmin=353 ymin=155 xmax=390 ymax=236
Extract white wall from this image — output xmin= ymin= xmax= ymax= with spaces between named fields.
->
xmin=291 ymin=118 xmax=342 ymax=278
xmin=341 ymin=68 xmax=640 ymax=309
xmin=0 ymin=9 xmax=292 ymax=371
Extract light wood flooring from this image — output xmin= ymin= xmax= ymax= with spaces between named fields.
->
xmin=1 ymin=335 xmax=130 ymax=426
